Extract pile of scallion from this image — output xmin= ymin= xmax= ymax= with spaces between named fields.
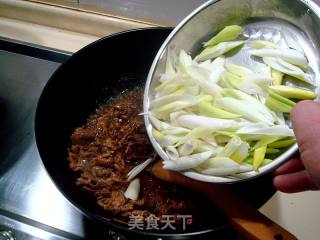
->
xmin=148 ymin=25 xmax=317 ymax=177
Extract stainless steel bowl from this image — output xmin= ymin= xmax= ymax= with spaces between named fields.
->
xmin=144 ymin=0 xmax=320 ymax=183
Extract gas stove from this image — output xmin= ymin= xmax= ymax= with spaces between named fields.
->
xmin=0 ymin=37 xmax=113 ymax=240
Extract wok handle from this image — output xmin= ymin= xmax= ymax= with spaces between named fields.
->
xmin=202 ymin=184 xmax=297 ymax=240
xmin=188 ymin=180 xmax=297 ymax=240
xmin=152 ymin=161 xmax=297 ymax=240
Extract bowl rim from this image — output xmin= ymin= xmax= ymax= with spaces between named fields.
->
xmin=143 ymin=0 xmax=320 ymax=184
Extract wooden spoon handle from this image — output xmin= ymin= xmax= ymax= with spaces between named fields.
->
xmin=201 ymin=184 xmax=297 ymax=240
xmin=152 ymin=161 xmax=297 ymax=240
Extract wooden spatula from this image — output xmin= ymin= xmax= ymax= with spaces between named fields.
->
xmin=152 ymin=161 xmax=297 ymax=240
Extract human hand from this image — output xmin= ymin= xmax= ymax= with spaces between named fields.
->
xmin=273 ymin=100 xmax=320 ymax=193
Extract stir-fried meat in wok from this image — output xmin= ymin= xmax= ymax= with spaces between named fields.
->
xmin=68 ymin=89 xmax=216 ymax=225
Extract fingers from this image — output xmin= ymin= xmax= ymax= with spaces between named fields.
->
xmin=291 ymin=100 xmax=320 ymax=181
xmin=272 ymin=101 xmax=320 ymax=193
xmin=273 ymin=159 xmax=304 ymax=176
xmin=273 ymin=170 xmax=318 ymax=193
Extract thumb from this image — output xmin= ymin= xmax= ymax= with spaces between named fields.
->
xmin=291 ymin=100 xmax=320 ymax=187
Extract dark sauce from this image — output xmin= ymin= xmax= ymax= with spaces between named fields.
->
xmin=67 ymin=89 xmax=225 ymax=231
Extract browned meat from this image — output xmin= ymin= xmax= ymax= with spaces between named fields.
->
xmin=67 ymin=89 xmax=213 ymax=224
xmin=98 ymin=191 xmax=144 ymax=213
xmin=71 ymin=128 xmax=96 ymax=145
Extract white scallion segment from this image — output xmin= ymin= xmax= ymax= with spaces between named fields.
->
xmin=150 ymin=94 xmax=196 ymax=109
xmin=238 ymin=163 xmax=253 ymax=173
xmin=163 ymin=151 xmax=213 ymax=171
xmin=218 ymin=136 xmax=249 ymax=162
xmin=198 ymin=157 xmax=240 ymax=176
xmin=148 ymin=25 xmax=317 ymax=177
xmin=176 ymin=115 xmax=240 ymax=130
xmin=254 ymin=64 xmax=272 ymax=78
xmin=155 ymin=81 xmax=183 ymax=98
xmin=152 ymin=129 xmax=181 ymax=147
xmin=204 ymin=25 xmax=243 ymax=47
xmin=159 ymin=72 xmax=181 ymax=83
xmin=220 ymin=71 xmax=264 ymax=95
xmin=209 ymin=65 xmax=226 ymax=83
xmin=124 ymin=179 xmax=140 ymax=201
xmin=245 ymin=74 xmax=274 ymax=86
xmin=196 ymin=94 xmax=214 ymax=103
xmin=197 ymin=101 xmax=241 ymax=119
xmin=236 ymin=123 xmax=294 ymax=137
xmin=169 ymin=111 xmax=189 ymax=127
xmin=250 ymin=40 xmax=278 ymax=49
xmin=152 ymin=101 xmax=196 ymax=120
xmin=162 ymin=127 xmax=190 ymax=136
xmin=274 ymin=112 xmax=286 ymax=125
xmin=127 ymin=158 xmax=154 ymax=181
xmin=197 ymin=142 xmax=223 ymax=155
xmin=249 ymin=48 xmax=308 ymax=68
xmin=201 ymin=167 xmax=240 ymax=176
xmin=195 ymin=41 xmax=244 ymax=62
xmin=221 ymin=89 xmax=276 ymax=123
xmin=178 ymin=50 xmax=193 ymax=73
xmin=148 ymin=114 xmax=171 ymax=131
xmin=217 ymin=98 xmax=273 ymax=124
xmin=225 ymin=62 xmax=254 ymax=77
xmin=269 ymin=85 xmax=317 ymax=100
xmin=186 ymin=65 xmax=223 ymax=95
xmin=178 ymin=141 xmax=198 ymax=156
xmin=165 ymin=146 xmax=180 ymax=160
xmin=176 ymin=128 xmax=215 ymax=146
xmin=263 ymin=57 xmax=314 ymax=85
xmin=200 ymin=57 xmax=226 ymax=84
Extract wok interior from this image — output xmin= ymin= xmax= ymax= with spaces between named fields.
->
xmin=35 ymin=28 xmax=276 ymax=238
xmin=35 ymin=29 xmax=178 ymax=234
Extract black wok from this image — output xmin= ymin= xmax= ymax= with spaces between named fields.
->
xmin=35 ymin=28 xmax=276 ymax=239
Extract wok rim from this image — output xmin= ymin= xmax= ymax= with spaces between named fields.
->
xmin=34 ymin=27 xmax=226 ymax=238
